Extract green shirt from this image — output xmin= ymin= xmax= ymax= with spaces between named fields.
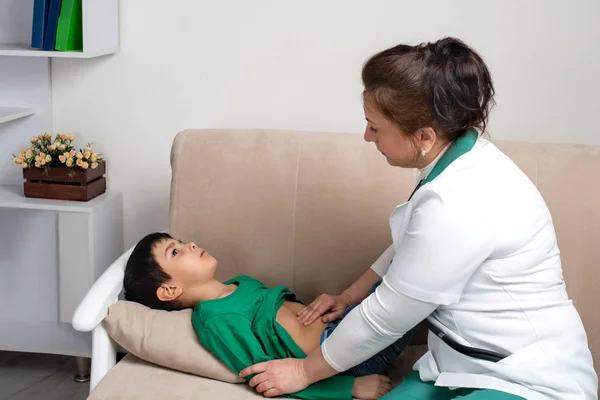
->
xmin=191 ymin=275 xmax=354 ymax=400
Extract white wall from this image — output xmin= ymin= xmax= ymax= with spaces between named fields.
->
xmin=50 ymin=0 xmax=600 ymax=247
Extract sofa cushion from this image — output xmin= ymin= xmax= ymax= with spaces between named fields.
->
xmin=103 ymin=300 xmax=244 ymax=383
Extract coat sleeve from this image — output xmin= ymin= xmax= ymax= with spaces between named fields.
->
xmin=322 ymin=186 xmax=495 ymax=372
xmin=322 ymin=285 xmax=437 ymax=372
xmin=200 ymin=315 xmax=355 ymax=400
xmin=369 ymin=244 xmax=395 ymax=277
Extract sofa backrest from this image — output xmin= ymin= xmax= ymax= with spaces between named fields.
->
xmin=169 ymin=129 xmax=600 ymax=379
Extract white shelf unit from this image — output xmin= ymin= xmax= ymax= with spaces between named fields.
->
xmin=0 ymin=44 xmax=117 ymax=58
xmin=0 ymin=321 xmax=91 ymax=358
xmin=0 ymin=0 xmax=121 ymax=360
xmin=0 ymin=184 xmax=117 ymax=212
xmin=0 ymin=0 xmax=119 ymax=59
xmin=0 ymin=186 xmax=124 ymax=357
xmin=0 ymin=106 xmax=35 ymax=124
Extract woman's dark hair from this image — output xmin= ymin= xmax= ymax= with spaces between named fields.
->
xmin=123 ymin=232 xmax=183 ymax=311
xmin=362 ymin=37 xmax=495 ymax=141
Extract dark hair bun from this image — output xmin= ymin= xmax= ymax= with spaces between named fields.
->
xmin=423 ymin=37 xmax=495 ymax=139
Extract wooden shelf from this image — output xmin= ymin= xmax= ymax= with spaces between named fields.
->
xmin=0 ymin=106 xmax=35 ymax=123
xmin=0 ymin=321 xmax=91 ymax=357
xmin=0 ymin=184 xmax=121 ymax=213
xmin=0 ymin=44 xmax=117 ymax=58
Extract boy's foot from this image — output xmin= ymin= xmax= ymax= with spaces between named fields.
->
xmin=352 ymin=374 xmax=392 ymax=399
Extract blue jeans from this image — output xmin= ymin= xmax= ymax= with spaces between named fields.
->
xmin=320 ymin=282 xmax=414 ymax=377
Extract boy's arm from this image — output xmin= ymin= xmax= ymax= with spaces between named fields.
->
xmin=199 ymin=315 xmax=354 ymax=400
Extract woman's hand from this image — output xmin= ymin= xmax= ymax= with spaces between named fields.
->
xmin=239 ymin=358 xmax=310 ymax=398
xmin=352 ymin=375 xmax=392 ymax=399
xmin=297 ymin=292 xmax=353 ymax=325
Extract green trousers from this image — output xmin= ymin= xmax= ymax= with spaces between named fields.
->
xmin=381 ymin=371 xmax=525 ymax=400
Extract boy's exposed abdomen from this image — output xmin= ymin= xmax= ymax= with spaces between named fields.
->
xmin=276 ymin=301 xmax=327 ymax=354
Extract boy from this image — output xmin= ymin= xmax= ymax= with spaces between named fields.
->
xmin=124 ymin=232 xmax=410 ymax=399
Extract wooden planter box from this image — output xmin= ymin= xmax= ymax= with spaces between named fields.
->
xmin=22 ymin=162 xmax=106 ymax=201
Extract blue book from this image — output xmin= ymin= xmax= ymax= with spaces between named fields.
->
xmin=43 ymin=0 xmax=62 ymax=51
xmin=31 ymin=0 xmax=49 ymax=49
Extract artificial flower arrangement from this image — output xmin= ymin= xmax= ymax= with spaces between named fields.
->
xmin=11 ymin=132 xmax=107 ymax=201
xmin=12 ymin=132 xmax=104 ymax=175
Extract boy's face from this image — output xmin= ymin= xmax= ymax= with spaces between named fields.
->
xmin=152 ymin=238 xmax=218 ymax=303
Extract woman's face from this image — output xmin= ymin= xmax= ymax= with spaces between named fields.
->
xmin=362 ymin=97 xmax=418 ymax=168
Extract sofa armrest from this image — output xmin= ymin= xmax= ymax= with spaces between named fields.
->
xmin=72 ymin=229 xmax=167 ymax=393
xmin=72 ymin=245 xmax=134 ymax=332
xmin=71 ymin=245 xmax=133 ymax=393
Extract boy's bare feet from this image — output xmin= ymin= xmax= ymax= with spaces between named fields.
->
xmin=352 ymin=374 xmax=392 ymax=399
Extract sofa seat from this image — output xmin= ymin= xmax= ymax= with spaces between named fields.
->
xmin=88 ymin=346 xmax=429 ymax=399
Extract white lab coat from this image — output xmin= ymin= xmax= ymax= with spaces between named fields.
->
xmin=357 ymin=138 xmax=597 ymax=399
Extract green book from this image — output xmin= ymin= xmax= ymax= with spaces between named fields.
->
xmin=54 ymin=0 xmax=82 ymax=51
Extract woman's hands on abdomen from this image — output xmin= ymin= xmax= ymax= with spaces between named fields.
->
xmin=296 ymin=293 xmax=352 ymax=325
xmin=297 ymin=268 xmax=382 ymax=325
xmin=277 ymin=301 xmax=327 ymax=354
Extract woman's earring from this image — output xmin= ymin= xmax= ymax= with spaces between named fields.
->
xmin=420 ymin=149 xmax=427 ymax=158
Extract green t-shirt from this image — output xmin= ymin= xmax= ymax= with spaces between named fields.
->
xmin=191 ymin=275 xmax=354 ymax=400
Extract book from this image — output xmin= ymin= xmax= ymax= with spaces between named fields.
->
xmin=31 ymin=0 xmax=49 ymax=49
xmin=42 ymin=0 xmax=63 ymax=51
xmin=55 ymin=0 xmax=83 ymax=51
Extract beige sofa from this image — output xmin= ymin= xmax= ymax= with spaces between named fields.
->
xmin=80 ymin=129 xmax=600 ymax=399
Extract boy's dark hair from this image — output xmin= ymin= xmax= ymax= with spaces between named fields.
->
xmin=123 ymin=232 xmax=183 ymax=311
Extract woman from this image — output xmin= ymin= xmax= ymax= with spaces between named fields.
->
xmin=239 ymin=37 xmax=598 ymax=400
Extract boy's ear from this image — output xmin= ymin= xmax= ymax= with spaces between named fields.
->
xmin=156 ymin=284 xmax=183 ymax=302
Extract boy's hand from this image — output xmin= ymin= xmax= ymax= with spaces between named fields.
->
xmin=297 ymin=293 xmax=352 ymax=325
xmin=352 ymin=374 xmax=392 ymax=399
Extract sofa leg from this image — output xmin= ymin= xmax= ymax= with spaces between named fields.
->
xmin=74 ymin=356 xmax=91 ymax=383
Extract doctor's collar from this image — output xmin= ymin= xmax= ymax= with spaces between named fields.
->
xmin=418 ymin=143 xmax=450 ymax=182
